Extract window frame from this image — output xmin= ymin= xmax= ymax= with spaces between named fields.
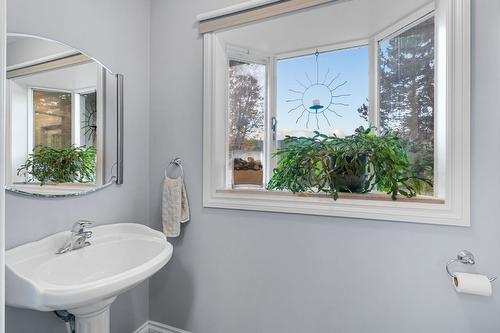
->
xmin=203 ymin=0 xmax=471 ymax=226
xmin=225 ymin=46 xmax=270 ymax=188
xmin=74 ymin=85 xmax=103 ymax=185
xmin=271 ymin=39 xmax=370 ymax=181
xmin=372 ymin=6 xmax=441 ymax=197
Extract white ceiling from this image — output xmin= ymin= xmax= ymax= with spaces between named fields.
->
xmin=11 ymin=62 xmax=98 ymax=91
xmin=217 ymin=0 xmax=433 ymax=55
xmin=7 ymin=35 xmax=76 ymax=68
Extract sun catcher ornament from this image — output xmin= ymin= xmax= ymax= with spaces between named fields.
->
xmin=287 ymin=50 xmax=350 ymax=129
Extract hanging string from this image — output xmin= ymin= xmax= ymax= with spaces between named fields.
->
xmin=315 ymin=49 xmax=320 ymax=84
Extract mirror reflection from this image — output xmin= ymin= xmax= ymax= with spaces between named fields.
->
xmin=5 ymin=35 xmax=122 ymax=196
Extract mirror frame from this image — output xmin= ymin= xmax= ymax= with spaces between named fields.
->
xmin=4 ymin=33 xmax=123 ymax=198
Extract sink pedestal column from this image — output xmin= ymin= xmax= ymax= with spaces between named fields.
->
xmin=70 ymin=297 xmax=117 ymax=333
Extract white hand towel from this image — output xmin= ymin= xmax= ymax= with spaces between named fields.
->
xmin=162 ymin=176 xmax=190 ymax=237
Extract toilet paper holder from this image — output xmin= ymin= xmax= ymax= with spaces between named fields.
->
xmin=446 ymin=250 xmax=497 ymax=282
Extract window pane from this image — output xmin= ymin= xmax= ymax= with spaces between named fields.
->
xmin=33 ymin=90 xmax=72 ymax=148
xmin=378 ymin=17 xmax=435 ymax=195
xmin=228 ymin=59 xmax=266 ymax=188
xmin=80 ymin=91 xmax=97 ymax=147
xmin=276 ymin=46 xmax=369 ymax=144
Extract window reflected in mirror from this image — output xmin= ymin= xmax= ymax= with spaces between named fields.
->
xmin=5 ymin=34 xmax=121 ymax=196
xmin=33 ymin=89 xmax=72 ymax=148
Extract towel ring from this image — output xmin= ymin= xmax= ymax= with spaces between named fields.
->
xmin=445 ymin=250 xmax=497 ymax=282
xmin=165 ymin=157 xmax=184 ymax=179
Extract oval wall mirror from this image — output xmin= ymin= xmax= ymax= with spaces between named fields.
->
xmin=5 ymin=34 xmax=123 ymax=197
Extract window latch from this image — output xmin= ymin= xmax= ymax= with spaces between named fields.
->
xmin=271 ymin=117 xmax=277 ymax=141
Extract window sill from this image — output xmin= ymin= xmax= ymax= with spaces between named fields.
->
xmin=203 ymin=188 xmax=467 ymax=227
xmin=220 ymin=188 xmax=444 ymax=204
xmin=7 ymin=183 xmax=99 ymax=195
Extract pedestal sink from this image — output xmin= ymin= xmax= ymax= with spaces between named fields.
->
xmin=6 ymin=223 xmax=173 ymax=333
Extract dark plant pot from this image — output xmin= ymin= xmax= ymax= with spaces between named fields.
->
xmin=329 ymin=155 xmax=368 ymax=193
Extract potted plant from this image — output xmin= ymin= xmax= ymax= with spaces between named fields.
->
xmin=267 ymin=127 xmax=432 ymax=200
xmin=17 ymin=145 xmax=97 ymax=185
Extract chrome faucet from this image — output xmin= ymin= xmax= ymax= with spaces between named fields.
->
xmin=56 ymin=220 xmax=93 ymax=254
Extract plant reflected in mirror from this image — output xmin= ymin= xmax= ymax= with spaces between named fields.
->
xmin=17 ymin=145 xmax=96 ymax=185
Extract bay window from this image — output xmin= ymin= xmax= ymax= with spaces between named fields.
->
xmin=202 ymin=0 xmax=470 ymax=226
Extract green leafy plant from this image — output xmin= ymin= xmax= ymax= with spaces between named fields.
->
xmin=17 ymin=145 xmax=97 ymax=185
xmin=267 ymin=127 xmax=432 ymax=200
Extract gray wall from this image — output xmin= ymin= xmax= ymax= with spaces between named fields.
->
xmin=5 ymin=0 xmax=151 ymax=332
xmin=148 ymin=0 xmax=500 ymax=332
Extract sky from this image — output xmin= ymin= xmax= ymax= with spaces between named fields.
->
xmin=276 ymin=46 xmax=369 ymax=139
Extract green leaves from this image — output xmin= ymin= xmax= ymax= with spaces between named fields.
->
xmin=17 ymin=145 xmax=97 ymax=185
xmin=267 ymin=127 xmax=432 ymax=200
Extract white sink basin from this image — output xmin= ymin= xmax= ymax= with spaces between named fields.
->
xmin=6 ymin=223 xmax=172 ymax=333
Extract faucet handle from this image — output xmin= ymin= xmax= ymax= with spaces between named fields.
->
xmin=82 ymin=230 xmax=93 ymax=239
xmin=71 ymin=220 xmax=93 ymax=233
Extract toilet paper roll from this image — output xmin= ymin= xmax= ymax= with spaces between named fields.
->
xmin=453 ymin=272 xmax=492 ymax=296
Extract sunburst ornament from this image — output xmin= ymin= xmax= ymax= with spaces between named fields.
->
xmin=287 ymin=50 xmax=350 ymax=129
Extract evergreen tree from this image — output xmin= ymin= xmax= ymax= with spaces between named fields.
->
xmin=357 ymin=99 xmax=369 ymax=122
xmin=378 ymin=17 xmax=435 ymax=192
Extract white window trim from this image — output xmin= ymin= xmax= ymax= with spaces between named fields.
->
xmin=26 ymin=86 xmax=33 ymax=157
xmin=203 ymin=0 xmax=470 ymax=226
xmin=72 ymin=91 xmax=81 ymax=146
